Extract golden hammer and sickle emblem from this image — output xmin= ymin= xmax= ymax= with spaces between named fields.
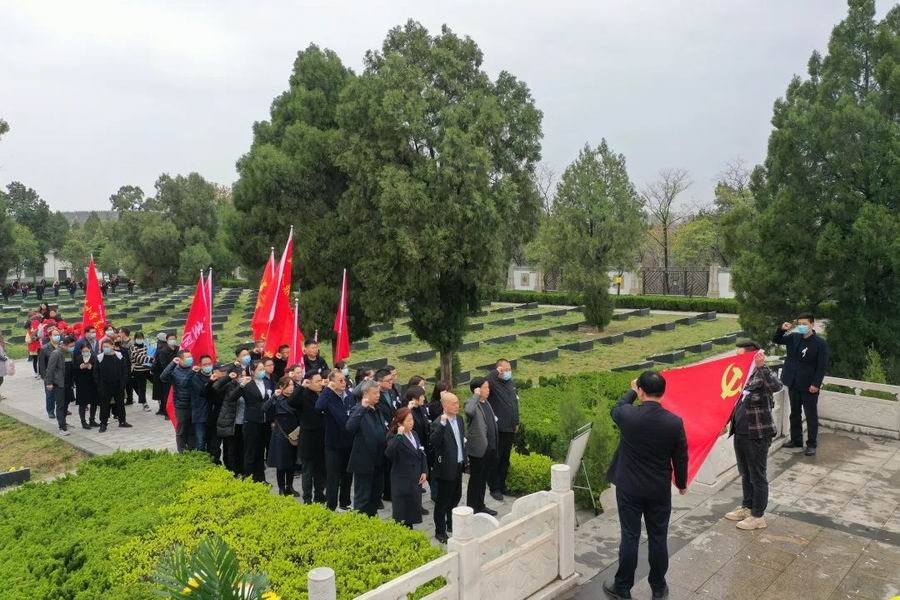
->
xmin=721 ymin=364 xmax=744 ymax=399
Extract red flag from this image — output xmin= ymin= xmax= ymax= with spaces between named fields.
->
xmin=251 ymin=249 xmax=276 ymax=342
xmin=263 ymin=229 xmax=294 ymax=358
xmin=660 ymin=352 xmax=756 ymax=485
xmin=332 ymin=268 xmax=350 ymax=364
xmin=288 ymin=299 xmax=305 ymax=374
xmin=166 ymin=273 xmax=217 ymax=428
xmin=81 ymin=256 xmax=106 ymax=335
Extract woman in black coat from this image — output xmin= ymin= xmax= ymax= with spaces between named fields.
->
xmin=266 ymin=375 xmax=301 ymax=495
xmin=385 ymin=406 xmax=428 ymax=528
xmin=73 ymin=346 xmax=100 ymax=428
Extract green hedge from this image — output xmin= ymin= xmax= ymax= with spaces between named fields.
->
xmin=0 ymin=451 xmax=442 ymax=600
xmin=495 ymin=290 xmax=739 ymax=313
xmin=505 ymin=451 xmax=554 ymax=495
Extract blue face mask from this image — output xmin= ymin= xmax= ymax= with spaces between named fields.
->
xmin=501 ymin=370 xmax=512 ymax=382
xmin=51 ymin=335 xmax=61 ymax=343
xmin=102 ymin=347 xmax=113 ymax=355
xmin=66 ymin=346 xmax=74 ymax=353
xmin=87 ymin=332 xmax=96 ymax=340
xmin=201 ymin=365 xmax=213 ymax=375
xmin=341 ymin=367 xmax=350 ymax=377
xmin=796 ymin=325 xmax=810 ymax=335
xmin=255 ymin=371 xmax=266 ymax=380
xmin=183 ymin=357 xmax=194 ymax=367
xmin=241 ymin=355 xmax=252 ymax=366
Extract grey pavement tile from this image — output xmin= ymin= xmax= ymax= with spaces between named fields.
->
xmin=865 ymin=540 xmax=900 ymax=566
xmin=694 ymin=557 xmax=779 ymax=600
xmin=829 ymin=470 xmax=873 ymax=487
xmin=735 ymin=540 xmax=802 ymax=572
xmin=830 ymin=571 xmax=900 ymax=600
xmin=771 ymin=470 xmax=822 ymax=487
xmin=759 ymin=558 xmax=849 ymax=600
xmin=799 ymin=529 xmax=868 ymax=565
xmin=789 ymin=462 xmax=832 ymax=478
xmin=665 ymin=554 xmax=717 ymax=593
xmin=850 ymin=553 xmax=900 ymax=583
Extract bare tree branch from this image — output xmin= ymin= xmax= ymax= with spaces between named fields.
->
xmin=641 ymin=168 xmax=692 ymax=275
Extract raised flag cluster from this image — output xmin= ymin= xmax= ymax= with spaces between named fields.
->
xmin=81 ymin=255 xmax=106 ymax=334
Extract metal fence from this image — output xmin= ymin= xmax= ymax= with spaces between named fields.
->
xmin=642 ymin=268 xmax=709 ymax=296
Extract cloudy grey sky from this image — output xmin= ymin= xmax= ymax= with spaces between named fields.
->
xmin=0 ymin=1 xmax=888 ymax=212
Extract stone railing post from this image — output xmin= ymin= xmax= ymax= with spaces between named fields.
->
xmin=448 ymin=506 xmax=480 ymax=600
xmin=308 ymin=566 xmax=337 ymax=600
xmin=550 ymin=464 xmax=576 ymax=579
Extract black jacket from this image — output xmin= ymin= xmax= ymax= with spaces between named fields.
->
xmin=96 ymin=352 xmax=127 ymax=397
xmin=486 ymin=371 xmax=519 ymax=432
xmin=297 ymin=387 xmax=325 ymax=459
xmin=303 ymin=354 xmax=329 ymax=378
xmin=236 ymin=378 xmax=274 ymax=424
xmin=347 ymin=404 xmax=388 ymax=474
xmin=772 ymin=328 xmax=828 ymax=391
xmin=386 ymin=432 xmax=427 ymax=525
xmin=607 ymin=391 xmax=688 ymax=499
xmin=315 ymin=387 xmax=356 ymax=449
xmin=429 ymin=415 xmax=466 ymax=481
xmin=73 ymin=354 xmax=100 ymax=406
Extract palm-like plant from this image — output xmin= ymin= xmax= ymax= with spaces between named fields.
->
xmin=153 ymin=534 xmax=280 ymax=600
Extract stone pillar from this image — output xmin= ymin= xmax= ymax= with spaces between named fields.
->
xmin=549 ymin=464 xmax=576 ymax=580
xmin=308 ymin=567 xmax=337 ymax=600
xmin=629 ymin=269 xmax=643 ymax=295
xmin=448 ymin=506 xmax=480 ymax=600
xmin=708 ymin=263 xmax=721 ymax=298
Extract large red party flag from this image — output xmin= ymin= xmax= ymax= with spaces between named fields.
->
xmin=81 ymin=256 xmax=106 ymax=336
xmin=263 ymin=228 xmax=295 ymax=358
xmin=332 ymin=268 xmax=350 ymax=364
xmin=660 ymin=351 xmax=756 ymax=485
xmin=251 ymin=248 xmax=277 ymax=342
xmin=166 ymin=273 xmax=217 ymax=428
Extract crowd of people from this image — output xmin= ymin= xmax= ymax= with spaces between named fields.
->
xmin=1 ymin=275 xmax=136 ymax=303
xmin=20 ymin=298 xmax=523 ymax=542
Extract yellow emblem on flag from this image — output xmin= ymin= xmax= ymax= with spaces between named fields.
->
xmin=720 ymin=363 xmax=743 ymax=399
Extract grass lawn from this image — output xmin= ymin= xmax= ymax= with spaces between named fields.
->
xmin=0 ymin=414 xmax=88 ymax=480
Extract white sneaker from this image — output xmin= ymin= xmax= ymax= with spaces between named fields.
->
xmin=725 ymin=507 xmax=751 ymax=521
xmin=736 ymin=515 xmax=767 ymax=530
xmin=58 ymin=429 xmax=70 ymax=437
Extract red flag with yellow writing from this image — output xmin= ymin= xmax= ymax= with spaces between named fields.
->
xmin=263 ymin=228 xmax=294 ymax=358
xmin=251 ymin=249 xmax=276 ymax=342
xmin=81 ymin=256 xmax=106 ymax=335
xmin=660 ymin=352 xmax=756 ymax=485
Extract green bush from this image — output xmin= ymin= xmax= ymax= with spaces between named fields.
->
xmin=0 ymin=450 xmax=442 ymax=600
xmin=495 ymin=289 xmax=740 ymax=314
xmin=505 ymin=451 xmax=554 ymax=495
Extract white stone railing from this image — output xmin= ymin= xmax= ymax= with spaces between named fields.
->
xmin=818 ymin=376 xmax=900 ymax=439
xmin=306 ymin=464 xmax=578 ymax=600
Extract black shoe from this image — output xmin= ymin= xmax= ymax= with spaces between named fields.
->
xmin=81 ymin=421 xmax=92 ymax=430
xmin=89 ymin=419 xmax=99 ymax=427
xmin=339 ymin=505 xmax=351 ymax=511
xmin=118 ymin=421 xmax=133 ymax=428
xmin=602 ymin=579 xmax=631 ymax=600
xmin=804 ymin=447 xmax=817 ymax=456
xmin=155 ymin=410 xmax=166 ymax=416
xmin=124 ymin=400 xmax=134 ymax=406
xmin=420 ymin=507 xmax=429 ymax=515
xmin=435 ymin=532 xmax=448 ymax=544
xmin=377 ymin=501 xmax=385 ymax=509
xmin=782 ymin=440 xmax=802 ymax=449
xmin=98 ymin=424 xmax=107 ymax=433
xmin=288 ymin=487 xmax=300 ymax=497
xmin=66 ymin=410 xmax=72 ymax=415
xmin=490 ymin=491 xmax=504 ymax=502
xmin=479 ymin=507 xmax=498 ymax=516
xmin=652 ymin=585 xmax=669 ymax=599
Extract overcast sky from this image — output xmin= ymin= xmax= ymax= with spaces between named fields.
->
xmin=0 ymin=1 xmax=888 ymax=212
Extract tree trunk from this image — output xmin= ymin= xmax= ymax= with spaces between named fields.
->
xmin=439 ymin=350 xmax=453 ymax=387
xmin=663 ymin=225 xmax=670 ymax=293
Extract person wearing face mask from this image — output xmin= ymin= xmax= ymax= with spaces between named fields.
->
xmin=152 ymin=333 xmax=179 ymax=419
xmin=273 ymin=345 xmax=290 ymax=381
xmin=234 ymin=361 xmax=274 ymax=483
xmin=161 ymin=350 xmax=199 ymax=452
xmin=334 ymin=361 xmax=352 ymax=389
xmin=486 ymin=358 xmax=519 ymax=502
xmin=73 ymin=326 xmax=99 ymax=357
xmin=189 ymin=355 xmax=215 ymax=453
xmin=315 ymin=368 xmax=355 ymax=511
xmin=116 ymin=328 xmax=134 ymax=405
xmin=296 ymin=369 xmax=326 ymax=503
xmin=266 ymin=375 xmax=302 ymax=496
xmin=773 ymin=312 xmax=829 ymax=456
xmin=38 ymin=328 xmax=62 ymax=420
xmin=74 ymin=342 xmax=100 ymax=429
xmin=44 ymin=335 xmax=76 ymax=436
xmin=129 ymin=331 xmax=152 ymax=412
xmin=216 ymin=348 xmax=255 ymax=475
xmin=96 ymin=339 xmax=131 ymax=433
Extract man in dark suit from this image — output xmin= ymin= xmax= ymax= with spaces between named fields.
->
xmin=430 ymin=391 xmax=466 ymax=544
xmin=315 ymin=368 xmax=356 ymax=511
xmin=772 ymin=312 xmax=828 ymax=456
xmin=604 ymin=371 xmax=688 ymax=600
xmin=347 ymin=379 xmax=388 ymax=516
xmin=375 ymin=368 xmax=398 ymax=502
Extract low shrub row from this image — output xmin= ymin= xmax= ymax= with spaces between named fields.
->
xmin=505 ymin=451 xmax=554 ymax=495
xmin=0 ymin=451 xmax=442 ymax=600
xmin=494 ymin=290 xmax=740 ymax=314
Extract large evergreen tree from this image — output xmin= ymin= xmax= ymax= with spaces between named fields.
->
xmin=734 ymin=0 xmax=900 ymax=381
xmin=532 ymin=141 xmax=644 ymax=329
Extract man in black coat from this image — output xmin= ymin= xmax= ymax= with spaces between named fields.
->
xmin=486 ymin=358 xmax=518 ymax=502
xmin=302 ymin=340 xmax=329 ymax=378
xmin=603 ymin=371 xmax=688 ymax=600
xmin=96 ymin=339 xmax=132 ymax=433
xmin=315 ymin=368 xmax=355 ymax=511
xmin=347 ymin=380 xmax=388 ymax=516
xmin=375 ymin=368 xmax=398 ymax=502
xmin=430 ymin=391 xmax=466 ymax=544
xmin=772 ymin=312 xmax=829 ymax=456
xmin=295 ymin=368 xmax=327 ymax=504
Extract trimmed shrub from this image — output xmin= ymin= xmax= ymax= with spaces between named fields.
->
xmin=495 ymin=289 xmax=740 ymax=314
xmin=505 ymin=451 xmax=554 ymax=495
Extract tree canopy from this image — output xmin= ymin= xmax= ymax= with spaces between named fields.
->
xmin=733 ymin=0 xmax=900 ymax=380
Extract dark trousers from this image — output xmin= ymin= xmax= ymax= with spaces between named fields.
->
xmin=434 ymin=466 xmax=464 ymax=536
xmin=325 ymin=447 xmax=352 ymax=510
xmin=614 ymin=488 xmax=671 ymax=595
xmin=242 ymin=422 xmax=268 ymax=482
xmin=53 ymin=387 xmax=67 ymax=430
xmin=734 ymin=435 xmax=771 ymax=517
xmin=78 ymin=403 xmax=97 ymax=424
xmin=466 ymin=449 xmax=497 ymax=512
xmin=99 ymin=391 xmax=125 ymax=425
xmin=156 ymin=382 xmax=172 ymax=412
xmin=222 ymin=425 xmax=243 ymax=476
xmin=276 ymin=468 xmax=295 ymax=492
xmin=302 ymin=451 xmax=326 ymax=504
xmin=489 ymin=431 xmax=515 ymax=494
xmin=174 ymin=407 xmax=193 ymax=452
xmin=788 ymin=388 xmax=819 ymax=448
xmin=206 ymin=422 xmax=221 ymax=464
xmin=131 ymin=371 xmax=149 ymax=404
xmin=383 ymin=458 xmax=392 ymax=500
xmin=353 ymin=467 xmax=385 ymax=516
